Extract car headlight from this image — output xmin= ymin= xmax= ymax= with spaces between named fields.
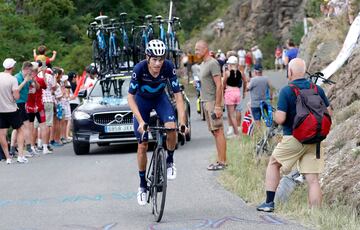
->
xmin=73 ymin=111 xmax=90 ymax=120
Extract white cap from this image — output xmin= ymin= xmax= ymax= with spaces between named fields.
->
xmin=31 ymin=62 xmax=39 ymax=70
xmin=3 ymin=58 xmax=16 ymax=69
xmin=61 ymin=75 xmax=68 ymax=82
xmin=227 ymin=56 xmax=238 ymax=64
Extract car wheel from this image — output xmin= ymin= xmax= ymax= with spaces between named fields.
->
xmin=97 ymin=143 xmax=110 ymax=147
xmin=73 ymin=140 xmax=90 ymax=155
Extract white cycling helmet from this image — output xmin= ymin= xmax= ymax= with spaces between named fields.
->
xmin=145 ymin=39 xmax=166 ymax=57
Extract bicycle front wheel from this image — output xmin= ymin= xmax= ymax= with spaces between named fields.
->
xmin=152 ymin=147 xmax=167 ymax=222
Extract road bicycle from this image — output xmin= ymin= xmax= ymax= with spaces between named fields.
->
xmin=107 ymin=23 xmax=119 ymax=74
xmin=118 ymin=12 xmax=134 ymax=72
xmin=142 ymin=122 xmax=185 ymax=222
xmin=154 ymin=15 xmax=167 ymax=46
xmin=166 ymin=17 xmax=181 ymax=68
xmin=255 ymin=101 xmax=282 ymax=157
xmin=91 ymin=15 xmax=110 ymax=75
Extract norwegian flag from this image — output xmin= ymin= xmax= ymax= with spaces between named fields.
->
xmin=242 ymin=109 xmax=254 ymax=136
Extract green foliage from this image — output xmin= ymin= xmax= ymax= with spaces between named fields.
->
xmin=257 ymin=33 xmax=278 ymax=69
xmin=0 ymin=0 xmax=229 ymax=72
xmin=305 ymin=0 xmax=322 ymax=18
xmin=290 ymin=21 xmax=305 ymax=46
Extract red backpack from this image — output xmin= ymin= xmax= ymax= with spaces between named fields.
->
xmin=289 ymin=83 xmax=332 ymax=158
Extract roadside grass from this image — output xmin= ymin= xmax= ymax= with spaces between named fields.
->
xmin=220 ymin=135 xmax=360 ymax=230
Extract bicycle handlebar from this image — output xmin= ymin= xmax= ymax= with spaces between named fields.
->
xmin=306 ymin=71 xmax=336 ymax=85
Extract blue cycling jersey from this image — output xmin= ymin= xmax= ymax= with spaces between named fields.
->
xmin=128 ymin=59 xmax=180 ymax=98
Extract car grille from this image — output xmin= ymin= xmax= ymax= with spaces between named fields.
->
xmin=93 ymin=111 xmax=133 ymax=125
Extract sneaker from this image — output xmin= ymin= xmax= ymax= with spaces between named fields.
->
xmin=66 ymin=137 xmax=73 ymax=143
xmin=43 ymin=148 xmax=53 ymax=155
xmin=226 ymin=127 xmax=234 ymax=136
xmin=36 ymin=146 xmax=43 ymax=152
xmin=47 ymin=146 xmax=54 ymax=152
xmin=60 ymin=138 xmax=67 ymax=144
xmin=256 ymin=201 xmax=275 ymax=212
xmin=167 ymin=163 xmax=177 ymax=180
xmin=6 ymin=159 xmax=12 ymax=164
xmin=25 ymin=150 xmax=35 ymax=158
xmin=31 ymin=146 xmax=40 ymax=156
xmin=52 ymin=141 xmax=64 ymax=147
xmin=17 ymin=156 xmax=29 ymax=164
xmin=137 ymin=187 xmax=147 ymax=206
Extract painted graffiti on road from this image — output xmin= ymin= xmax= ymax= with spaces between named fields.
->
xmin=148 ymin=215 xmax=287 ymax=230
xmin=0 ymin=192 xmax=136 ymax=208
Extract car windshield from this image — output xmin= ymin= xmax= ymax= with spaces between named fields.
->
xmin=89 ymin=77 xmax=130 ymax=98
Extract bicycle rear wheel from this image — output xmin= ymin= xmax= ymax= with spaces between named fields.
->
xmin=152 ymin=147 xmax=167 ymax=222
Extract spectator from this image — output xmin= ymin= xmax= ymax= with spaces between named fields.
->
xmin=195 ymin=40 xmax=227 ymax=170
xmin=41 ymin=67 xmax=55 ymax=154
xmin=245 ymin=50 xmax=253 ymax=79
xmin=274 ymin=45 xmax=283 ymax=70
xmin=252 ymin=46 xmax=263 ymax=66
xmin=60 ymin=74 xmax=72 ymax=143
xmin=33 ymin=45 xmax=57 ymax=67
xmin=25 ymin=62 xmax=47 ymax=154
xmin=223 ymin=56 xmax=247 ymax=137
xmin=257 ymin=58 xmax=331 ymax=212
xmin=0 ymin=58 xmax=22 ymax=164
xmin=237 ymin=47 xmax=246 ymax=71
xmin=248 ymin=64 xmax=272 ymax=129
xmin=51 ymin=68 xmax=65 ymax=147
xmin=284 ymin=39 xmax=299 ymax=78
xmin=67 ymin=71 xmax=80 ymax=138
xmin=10 ymin=61 xmax=37 ymax=162
xmin=281 ymin=46 xmax=287 ymax=69
xmin=214 ymin=18 xmax=225 ymax=37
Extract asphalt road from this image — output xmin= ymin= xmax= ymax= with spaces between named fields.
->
xmin=0 ymin=69 xmax=309 ymax=230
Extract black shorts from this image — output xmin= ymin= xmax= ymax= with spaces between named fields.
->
xmin=17 ymin=103 xmax=29 ymax=123
xmin=28 ymin=111 xmax=45 ymax=123
xmin=0 ymin=110 xmax=23 ymax=129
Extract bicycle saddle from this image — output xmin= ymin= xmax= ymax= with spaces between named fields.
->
xmin=155 ymin=15 xmax=163 ymax=20
xmin=90 ymin=21 xmax=97 ymax=26
xmin=95 ymin=15 xmax=108 ymax=21
xmin=119 ymin=12 xmax=127 ymax=17
xmin=173 ymin=17 xmax=180 ymax=21
xmin=145 ymin=15 xmax=153 ymax=20
xmin=110 ymin=18 xmax=117 ymax=23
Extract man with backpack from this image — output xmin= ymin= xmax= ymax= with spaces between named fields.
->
xmin=257 ymin=58 xmax=332 ymax=212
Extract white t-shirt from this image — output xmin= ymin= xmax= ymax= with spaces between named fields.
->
xmin=237 ymin=49 xmax=246 ymax=59
xmin=0 ymin=72 xmax=19 ymax=112
xmin=253 ymin=49 xmax=263 ymax=59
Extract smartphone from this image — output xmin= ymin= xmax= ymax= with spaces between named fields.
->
xmin=211 ymin=112 xmax=217 ymax=120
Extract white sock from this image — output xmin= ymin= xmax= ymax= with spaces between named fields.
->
xmin=43 ymin=144 xmax=48 ymax=150
xmin=38 ymin=139 xmax=42 ymax=147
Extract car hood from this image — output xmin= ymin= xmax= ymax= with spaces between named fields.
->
xmin=77 ymin=97 xmax=131 ymax=114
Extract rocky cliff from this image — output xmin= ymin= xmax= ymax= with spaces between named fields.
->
xmin=185 ymin=0 xmax=306 ymax=51
xmin=300 ymin=16 xmax=360 ymax=212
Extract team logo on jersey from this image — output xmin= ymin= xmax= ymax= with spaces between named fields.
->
xmin=130 ymin=83 xmax=138 ymax=90
xmin=140 ymin=83 xmax=165 ymax=93
xmin=132 ymin=72 xmax=137 ymax=80
xmin=171 ymin=79 xmax=179 ymax=88
xmin=168 ymin=115 xmax=175 ymax=121
xmin=173 ymin=69 xmax=176 ymax=75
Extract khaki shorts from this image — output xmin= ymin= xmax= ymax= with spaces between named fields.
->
xmin=203 ymin=101 xmax=223 ymax=131
xmin=272 ymin=136 xmax=324 ymax=174
xmin=44 ymin=102 xmax=54 ymax=127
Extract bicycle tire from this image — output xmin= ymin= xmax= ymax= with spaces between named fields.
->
xmin=152 ymin=147 xmax=167 ymax=222
xmin=92 ymin=40 xmax=100 ymax=73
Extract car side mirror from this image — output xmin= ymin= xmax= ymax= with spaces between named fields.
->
xmin=78 ymin=90 xmax=87 ymax=98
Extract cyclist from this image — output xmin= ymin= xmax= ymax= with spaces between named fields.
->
xmin=127 ymin=39 xmax=186 ymax=206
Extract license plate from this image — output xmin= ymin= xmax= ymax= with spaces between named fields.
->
xmin=105 ymin=125 xmax=134 ymax=133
